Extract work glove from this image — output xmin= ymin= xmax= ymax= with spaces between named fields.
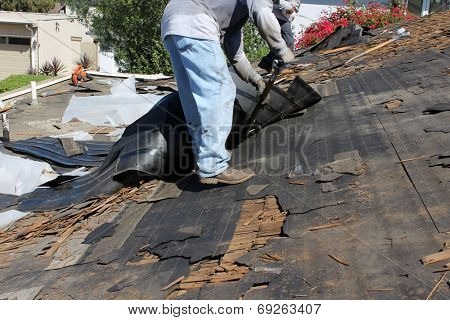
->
xmin=253 ymin=78 xmax=270 ymax=105
xmin=280 ymin=48 xmax=296 ymax=65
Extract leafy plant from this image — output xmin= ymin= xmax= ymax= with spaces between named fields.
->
xmin=50 ymin=57 xmax=66 ymax=76
xmin=39 ymin=61 xmax=53 ymax=76
xmin=75 ymin=53 xmax=95 ymax=70
xmin=243 ymin=23 xmax=270 ymax=62
xmin=26 ymin=67 xmax=39 ymax=75
xmin=296 ymin=0 xmax=415 ymax=48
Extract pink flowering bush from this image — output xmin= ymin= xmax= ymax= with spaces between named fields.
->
xmin=296 ymin=0 xmax=415 ymax=48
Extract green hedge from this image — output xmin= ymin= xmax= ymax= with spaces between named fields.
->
xmin=0 ymin=74 xmax=52 ymax=94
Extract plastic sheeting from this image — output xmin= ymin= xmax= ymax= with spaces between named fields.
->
xmin=0 ymin=152 xmax=58 ymax=196
xmin=62 ymin=76 xmax=164 ymax=127
xmin=0 ymin=210 xmax=31 ymax=230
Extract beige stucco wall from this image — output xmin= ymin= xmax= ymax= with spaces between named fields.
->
xmin=37 ymin=19 xmax=98 ymax=73
xmin=0 ymin=23 xmax=32 ymax=79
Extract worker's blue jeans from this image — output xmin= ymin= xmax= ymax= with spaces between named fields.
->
xmin=164 ymin=35 xmax=235 ymax=178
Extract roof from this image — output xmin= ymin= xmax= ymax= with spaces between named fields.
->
xmin=0 ymin=11 xmax=77 ymax=25
xmin=0 ymin=11 xmax=449 ymax=300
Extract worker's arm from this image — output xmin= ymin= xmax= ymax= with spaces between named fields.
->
xmin=277 ymin=1 xmax=300 ymax=15
xmin=249 ymin=0 xmax=295 ymax=63
xmin=223 ymin=28 xmax=263 ymax=88
xmin=223 ymin=29 xmax=268 ymax=102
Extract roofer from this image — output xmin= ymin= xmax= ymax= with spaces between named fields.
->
xmin=161 ymin=0 xmax=295 ymax=185
xmin=259 ymin=0 xmax=300 ymax=73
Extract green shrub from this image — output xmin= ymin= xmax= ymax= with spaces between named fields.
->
xmin=243 ymin=23 xmax=270 ymax=62
xmin=0 ymin=74 xmax=52 ymax=94
xmin=65 ymin=0 xmax=271 ymax=74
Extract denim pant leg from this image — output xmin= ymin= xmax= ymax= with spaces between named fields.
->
xmin=280 ymin=20 xmax=295 ymax=51
xmin=163 ymin=35 xmax=235 ymax=178
xmin=163 ymin=36 xmax=202 ymax=162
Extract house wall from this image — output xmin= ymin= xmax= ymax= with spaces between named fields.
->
xmin=0 ymin=23 xmax=32 ymax=79
xmin=37 ymin=19 xmax=98 ymax=73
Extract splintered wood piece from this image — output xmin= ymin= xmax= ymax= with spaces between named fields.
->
xmin=421 ymin=250 xmax=450 ymax=265
xmin=288 ymin=180 xmax=307 ymax=185
xmin=328 ymin=254 xmax=350 ymax=267
xmin=307 ymin=223 xmax=342 ymax=232
xmin=161 ymin=276 xmax=185 ymax=291
xmin=397 ymin=155 xmax=428 ymax=164
xmin=384 ymin=99 xmax=403 ymax=111
xmin=426 ymin=272 xmax=447 ymax=300
xmin=432 ymin=268 xmax=450 ymax=273
xmin=178 ymin=282 xmax=204 ymax=290
xmin=368 ymin=288 xmax=394 ymax=292
xmin=260 ymin=253 xmax=282 ymax=262
xmin=43 ymin=226 xmax=76 ymax=258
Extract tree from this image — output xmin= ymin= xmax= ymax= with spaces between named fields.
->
xmin=64 ymin=0 xmax=172 ymax=75
xmin=0 ymin=0 xmax=57 ymax=13
xmin=64 ymin=0 xmax=270 ymax=75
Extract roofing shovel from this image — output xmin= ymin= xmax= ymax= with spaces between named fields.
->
xmin=245 ymin=59 xmax=285 ymax=136
xmin=327 ymin=28 xmax=410 ymax=70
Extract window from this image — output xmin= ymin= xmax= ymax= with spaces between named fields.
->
xmin=8 ymin=37 xmax=31 ymax=46
xmin=0 ymin=37 xmax=6 ymax=44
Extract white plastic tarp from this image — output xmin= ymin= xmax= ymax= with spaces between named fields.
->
xmin=0 ymin=210 xmax=31 ymax=230
xmin=0 ymin=152 xmax=58 ymax=196
xmin=62 ymin=76 xmax=164 ymax=127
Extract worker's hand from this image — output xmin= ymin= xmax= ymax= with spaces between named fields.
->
xmin=255 ymin=79 xmax=270 ymax=105
xmin=279 ymin=49 xmax=296 ymax=65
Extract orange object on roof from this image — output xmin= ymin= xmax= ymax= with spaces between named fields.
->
xmin=72 ymin=65 xmax=92 ymax=86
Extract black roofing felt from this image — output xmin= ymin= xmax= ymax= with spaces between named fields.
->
xmin=2 ymin=75 xmax=308 ymax=213
xmin=0 ymin=48 xmax=449 ymax=300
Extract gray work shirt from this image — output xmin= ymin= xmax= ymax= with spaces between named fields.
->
xmin=161 ymin=0 xmax=289 ymax=66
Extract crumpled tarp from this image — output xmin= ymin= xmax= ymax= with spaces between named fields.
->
xmin=0 ymin=152 xmax=58 ymax=196
xmin=62 ymin=76 xmax=164 ymax=127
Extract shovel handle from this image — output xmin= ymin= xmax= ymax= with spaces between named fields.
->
xmin=345 ymin=37 xmax=398 ymax=65
xmin=246 ymin=60 xmax=284 ymax=128
xmin=364 ymin=38 xmax=397 ymax=55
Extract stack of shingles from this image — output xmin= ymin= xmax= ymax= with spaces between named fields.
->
xmin=173 ymin=196 xmax=286 ymax=293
